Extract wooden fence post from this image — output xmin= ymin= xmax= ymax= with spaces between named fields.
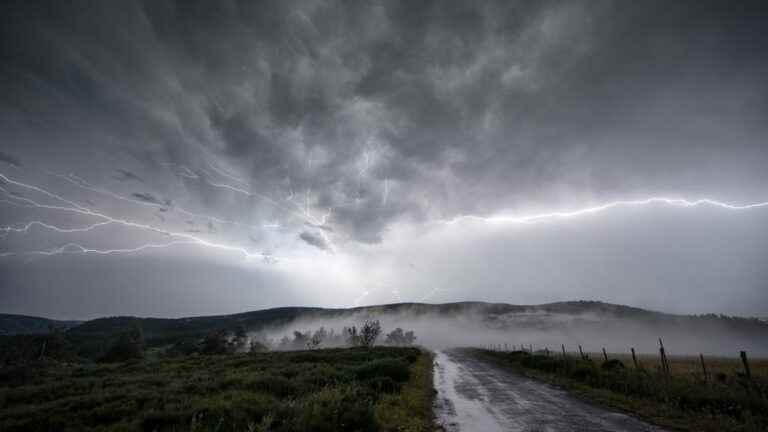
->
xmin=699 ymin=353 xmax=708 ymax=382
xmin=658 ymin=338 xmax=669 ymax=375
xmin=578 ymin=345 xmax=585 ymax=360
xmin=740 ymin=351 xmax=752 ymax=381
xmin=602 ymin=348 xmax=608 ymax=362
xmin=561 ymin=344 xmax=567 ymax=359
xmin=631 ymin=347 xmax=639 ymax=369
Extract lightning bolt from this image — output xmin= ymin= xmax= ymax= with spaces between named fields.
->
xmin=413 ymin=196 xmax=768 ymax=303
xmin=437 ymin=197 xmax=768 ymax=226
xmin=48 ymin=171 xmax=279 ymax=231
xmin=0 ymin=172 xmax=298 ymax=262
xmin=4 ymin=168 xmax=768 ymax=270
xmin=1 ymin=240 xmax=198 ymax=258
xmin=204 ymin=161 xmax=249 ymax=186
xmin=1 ymin=220 xmax=114 ymax=236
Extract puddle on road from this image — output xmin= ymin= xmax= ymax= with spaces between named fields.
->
xmin=433 ymin=350 xmax=506 ymax=432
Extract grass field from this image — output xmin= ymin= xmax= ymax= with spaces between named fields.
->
xmin=603 ymin=353 xmax=768 ymax=379
xmin=0 ymin=347 xmax=435 ymax=432
xmin=475 ymin=348 xmax=768 ymax=432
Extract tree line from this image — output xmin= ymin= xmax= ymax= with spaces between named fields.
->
xmin=190 ymin=319 xmax=417 ymax=355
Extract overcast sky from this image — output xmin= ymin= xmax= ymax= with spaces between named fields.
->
xmin=1 ymin=0 xmax=767 ymax=320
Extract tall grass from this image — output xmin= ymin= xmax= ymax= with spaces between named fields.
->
xmin=0 ymin=347 xmax=434 ymax=432
xmin=475 ymin=349 xmax=768 ymax=432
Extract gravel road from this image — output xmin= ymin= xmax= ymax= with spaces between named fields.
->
xmin=433 ymin=349 xmax=666 ymax=432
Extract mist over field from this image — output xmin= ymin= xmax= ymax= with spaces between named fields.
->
xmin=251 ymin=302 xmax=768 ymax=357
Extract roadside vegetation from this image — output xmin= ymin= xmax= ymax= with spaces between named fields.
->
xmin=0 ymin=320 xmax=435 ymax=432
xmin=473 ymin=348 xmax=768 ymax=432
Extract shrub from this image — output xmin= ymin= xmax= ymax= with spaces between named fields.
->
xmin=355 ymin=358 xmax=411 ymax=383
xmin=570 ymin=363 xmax=599 ymax=381
xmin=245 ymin=375 xmax=299 ymax=398
xmin=601 ymin=359 xmax=625 ymax=371
xmin=99 ymin=324 xmax=145 ymax=363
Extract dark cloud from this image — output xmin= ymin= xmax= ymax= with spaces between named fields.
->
xmin=0 ymin=151 xmax=21 ymax=167
xmin=3 ymin=0 xmax=766 ymax=241
xmin=115 ymin=170 xmax=144 ymax=183
xmin=299 ymin=231 xmax=330 ymax=252
xmin=131 ymin=192 xmax=161 ymax=204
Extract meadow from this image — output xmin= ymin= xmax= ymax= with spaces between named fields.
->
xmin=474 ymin=348 xmax=768 ymax=432
xmin=598 ymin=352 xmax=768 ymax=379
xmin=0 ymin=347 xmax=435 ymax=432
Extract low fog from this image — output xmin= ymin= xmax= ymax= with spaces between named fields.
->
xmin=250 ymin=303 xmax=768 ymax=357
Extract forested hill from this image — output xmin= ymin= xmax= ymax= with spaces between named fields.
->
xmin=3 ymin=301 xmax=767 ymax=359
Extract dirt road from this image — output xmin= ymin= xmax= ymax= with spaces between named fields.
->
xmin=433 ymin=349 xmax=665 ymax=432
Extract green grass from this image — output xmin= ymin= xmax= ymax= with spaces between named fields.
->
xmin=592 ymin=352 xmax=768 ymax=379
xmin=0 ymin=347 xmax=436 ymax=432
xmin=472 ymin=349 xmax=768 ymax=432
xmin=374 ymin=352 xmax=435 ymax=432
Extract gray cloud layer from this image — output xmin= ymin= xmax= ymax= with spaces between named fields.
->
xmin=1 ymin=0 xmax=767 ymax=318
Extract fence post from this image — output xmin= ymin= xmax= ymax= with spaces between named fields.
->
xmin=631 ymin=347 xmax=639 ymax=369
xmin=561 ymin=344 xmax=566 ymax=359
xmin=699 ymin=353 xmax=708 ymax=382
xmin=740 ymin=351 xmax=752 ymax=381
xmin=578 ymin=345 xmax=585 ymax=360
xmin=658 ymin=338 xmax=669 ymax=375
xmin=602 ymin=348 xmax=608 ymax=362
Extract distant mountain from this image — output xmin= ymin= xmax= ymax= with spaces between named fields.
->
xmin=4 ymin=301 xmax=768 ymax=357
xmin=0 ymin=314 xmax=81 ymax=336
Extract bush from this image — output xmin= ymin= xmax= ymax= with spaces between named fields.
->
xmin=570 ymin=363 xmax=599 ymax=381
xmin=601 ymin=359 xmax=625 ymax=371
xmin=0 ymin=347 xmax=429 ymax=432
xmin=99 ymin=324 xmax=144 ymax=363
xmin=355 ymin=358 xmax=411 ymax=383
xmin=245 ymin=375 xmax=299 ymax=398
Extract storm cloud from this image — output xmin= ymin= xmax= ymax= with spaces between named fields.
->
xmin=1 ymin=0 xmax=767 ymax=319
xmin=0 ymin=151 xmax=21 ymax=168
xmin=131 ymin=192 xmax=162 ymax=205
xmin=299 ymin=230 xmax=331 ymax=252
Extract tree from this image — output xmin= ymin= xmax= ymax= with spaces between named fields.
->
xmin=359 ymin=320 xmax=381 ymax=348
xmin=345 ymin=326 xmax=360 ymax=347
xmin=384 ymin=328 xmax=416 ymax=346
xmin=202 ymin=329 xmax=232 ymax=354
xmin=306 ymin=327 xmax=328 ymax=349
xmin=100 ymin=322 xmax=145 ymax=362
xmin=249 ymin=339 xmax=269 ymax=353
xmin=278 ymin=335 xmax=292 ymax=350
xmin=232 ymin=325 xmax=248 ymax=352
xmin=40 ymin=324 xmax=76 ymax=360
xmin=292 ymin=331 xmax=309 ymax=349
